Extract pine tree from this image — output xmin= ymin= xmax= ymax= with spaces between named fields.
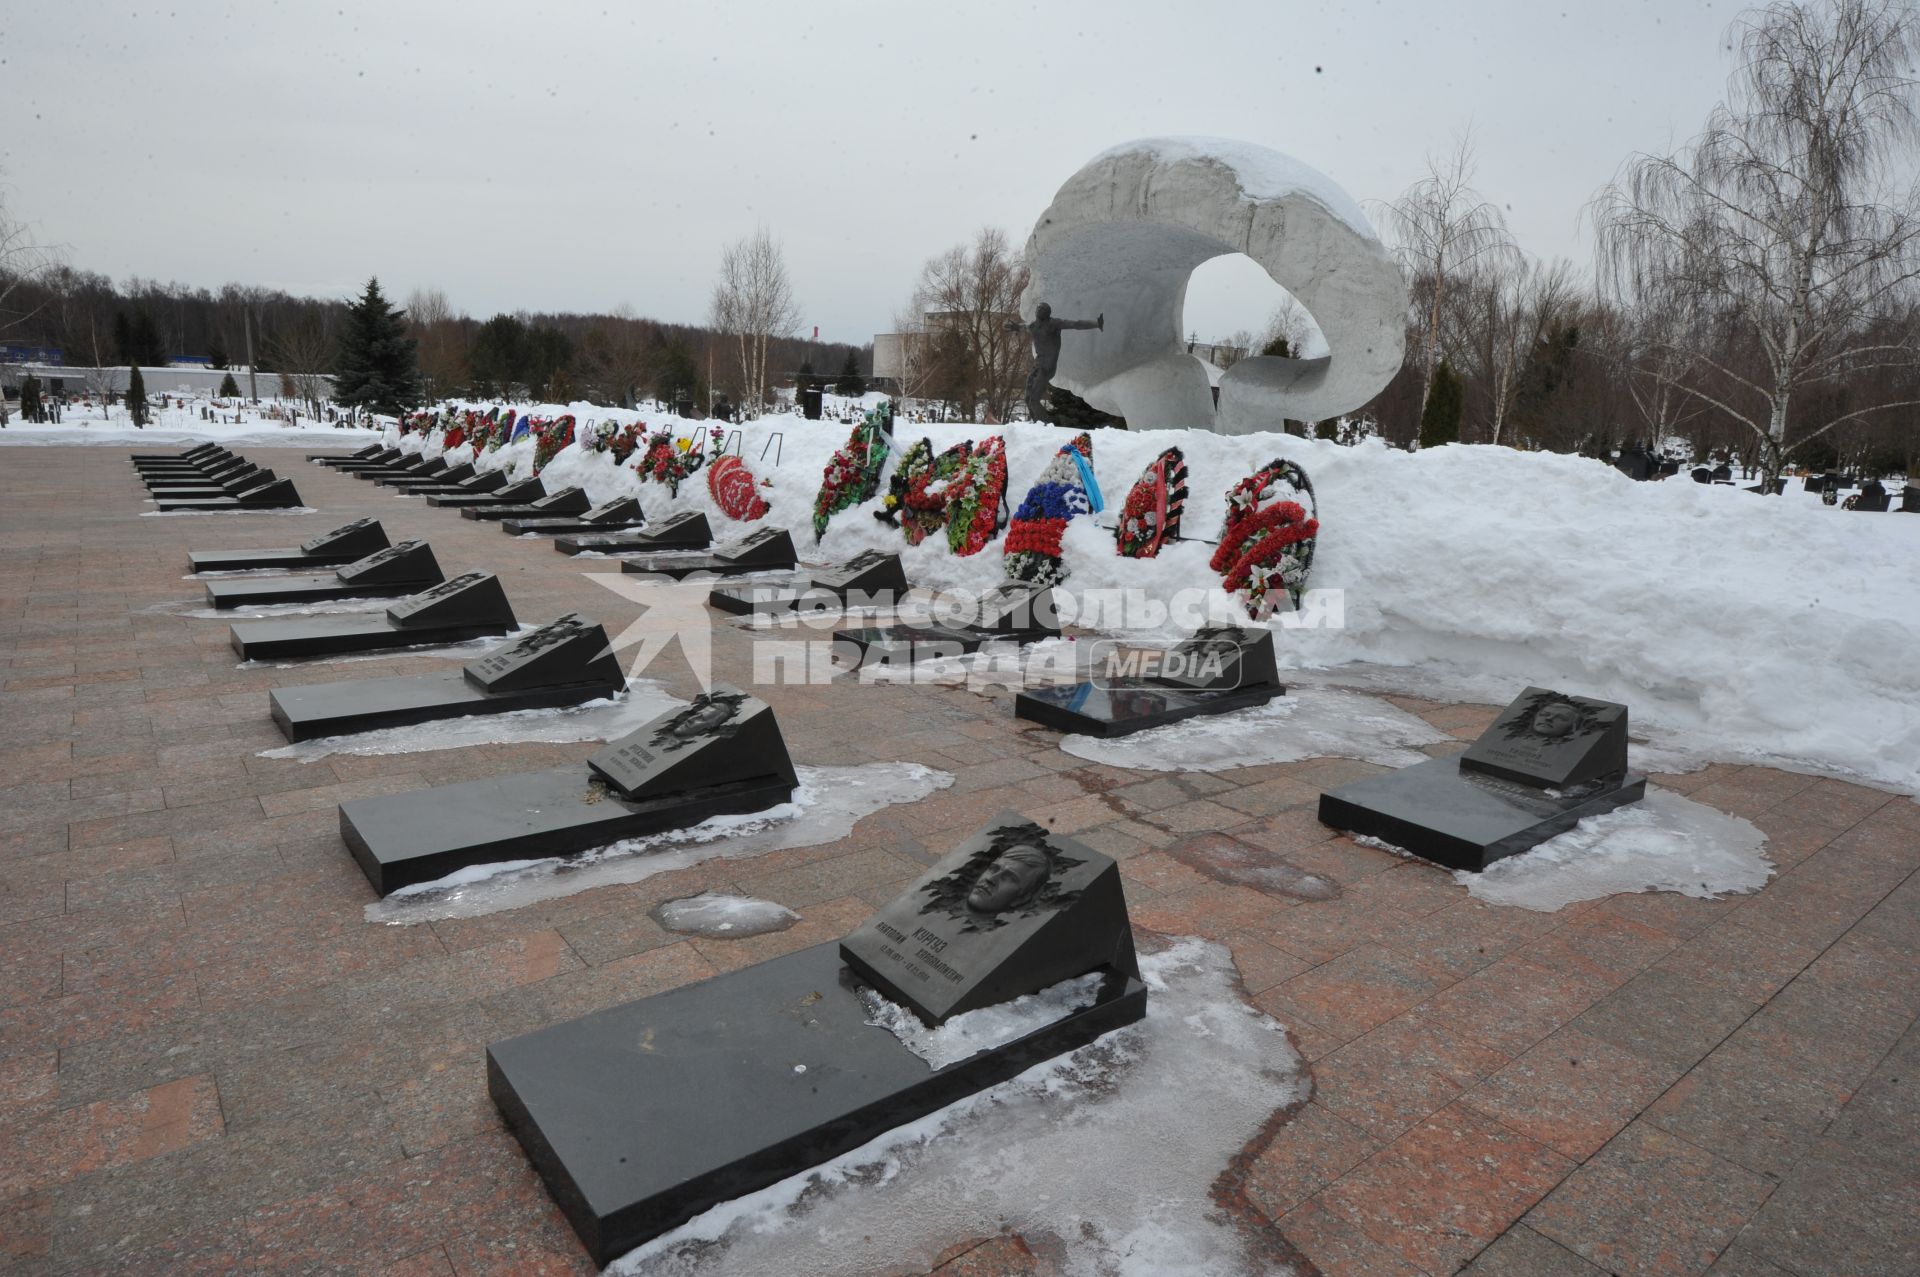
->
xmin=207 ymin=337 xmax=229 ymax=370
xmin=333 ymin=277 xmax=421 ymax=417
xmin=834 ymin=349 xmax=866 ymax=397
xmin=794 ymin=359 xmax=814 ymax=400
xmin=1418 ymin=360 xmax=1463 ymax=449
xmin=127 ymin=365 xmax=149 ymax=427
xmin=218 ymin=372 xmax=240 ymax=398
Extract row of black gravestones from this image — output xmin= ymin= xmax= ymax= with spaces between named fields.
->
xmin=187 ymin=441 xmax=1652 ymax=1267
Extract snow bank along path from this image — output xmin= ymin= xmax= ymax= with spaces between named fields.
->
xmin=395 ymin=402 xmax=1920 ymax=796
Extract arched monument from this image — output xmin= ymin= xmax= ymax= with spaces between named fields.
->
xmin=1021 ymin=136 xmax=1407 ymax=434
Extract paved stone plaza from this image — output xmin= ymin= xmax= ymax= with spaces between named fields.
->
xmin=2 ymin=445 xmax=1915 ymax=1276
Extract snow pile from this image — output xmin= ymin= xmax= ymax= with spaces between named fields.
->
xmin=1460 ymin=788 xmax=1774 ymax=911
xmin=652 ymin=892 xmax=798 ymax=938
xmin=858 ymin=972 xmax=1108 ymax=1070
xmin=611 ymin=939 xmax=1306 ymax=1277
xmin=366 ymin=762 xmax=949 ymax=923
xmin=0 ymin=399 xmax=381 ymax=448
xmin=1061 ymin=685 xmax=1453 ymax=771
xmin=397 ymin=406 xmax=1917 ymax=795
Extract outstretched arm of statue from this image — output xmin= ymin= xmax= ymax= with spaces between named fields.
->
xmin=1060 ymin=315 xmax=1102 ymax=331
xmin=1003 ymin=319 xmax=1026 ymax=334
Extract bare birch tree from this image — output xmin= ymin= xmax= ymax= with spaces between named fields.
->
xmin=1594 ymin=0 xmax=1920 ymax=482
xmin=914 ymin=227 xmax=1029 ymax=423
xmin=708 ymin=226 xmax=800 ymax=417
xmin=404 ymin=286 xmax=465 ymax=402
xmin=1376 ymin=135 xmax=1519 ymax=409
xmin=1462 ymin=257 xmax=1580 ymax=445
xmin=271 ymin=314 xmax=336 ymax=418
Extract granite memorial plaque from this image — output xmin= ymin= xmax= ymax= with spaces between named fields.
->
xmin=501 ymin=495 xmax=647 ymax=536
xmin=154 ymin=478 xmax=301 ymax=511
xmin=335 ymin=539 xmax=442 ymax=586
xmin=463 ymin=613 xmax=623 ymax=692
xmin=269 ymin=614 xmax=624 ymax=742
xmin=1319 ymin=684 xmax=1647 ymax=871
xmin=229 ymin=574 xmax=517 ymax=661
xmin=461 ymin=485 xmax=591 ymax=521
xmin=384 ymin=461 xmax=475 ymax=489
xmin=1458 ymin=687 xmax=1628 ymax=789
xmin=616 ymin=526 xmax=797 ymax=579
xmin=203 ymin=539 xmax=442 ymax=608
xmin=337 ymin=682 xmax=798 ymax=893
xmin=706 ymin=549 xmax=908 ymax=616
xmin=485 ymin=810 xmax=1147 ymax=1263
xmin=412 ymin=469 xmax=510 ymax=496
xmin=554 ymin=510 xmax=711 ymax=555
xmin=187 ymin=518 xmax=390 ymax=573
xmin=832 ymin=581 xmax=1059 ymax=669
xmin=840 ymin=813 xmax=1140 ymax=1024
xmin=425 ymin=476 xmax=544 ymax=508
xmin=1014 ymin=625 xmax=1284 ymax=737
xmin=587 ymin=685 xmax=795 ymax=801
xmin=307 ymin=443 xmax=385 ymax=464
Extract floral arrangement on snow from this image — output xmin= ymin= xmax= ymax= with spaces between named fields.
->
xmin=1115 ymin=446 xmax=1188 ymax=558
xmin=875 ymin=438 xmax=975 ymax=546
xmin=1210 ymin=457 xmax=1319 ymax=612
xmin=1004 ymin=433 xmax=1101 ymax=585
xmin=635 ymin=425 xmax=719 ymax=497
xmin=708 ymin=453 xmax=771 ymax=521
xmin=812 ymin=407 xmax=892 ymax=540
xmin=529 ymin=415 xmax=576 ymax=475
xmin=945 ymin=436 xmax=1008 ymax=556
xmin=594 ymin=421 xmax=647 ymax=466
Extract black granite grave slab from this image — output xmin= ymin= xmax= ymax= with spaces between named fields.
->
xmin=425 ymin=477 xmax=545 ymax=508
xmin=554 ymin=511 xmax=711 ymax=555
xmin=488 ymin=942 xmax=1146 ymax=1265
xmin=355 ymin=456 xmax=448 ymax=482
xmin=406 ymin=469 xmax=510 ymax=497
xmin=460 ymin=486 xmax=591 ymax=521
xmin=1014 ymin=680 xmax=1283 ymax=737
xmin=1318 ymin=756 xmax=1648 ymax=871
xmin=615 ymin=527 xmax=798 ymax=579
xmin=133 ymin=443 xmax=223 ymax=463
xmin=267 ymin=615 xmax=624 ymax=741
xmin=307 ymin=443 xmax=386 ymax=463
xmin=1458 ymin=686 xmax=1629 ymax=789
xmin=382 ymin=461 xmax=475 ymax=489
xmin=227 ymin=573 xmax=517 ymax=660
xmin=841 ymin=813 xmax=1138 ymax=1023
xmin=153 ymin=478 xmax=302 ymax=511
xmin=337 ymin=683 xmax=796 ymax=894
xmin=323 ymin=447 xmax=406 ymax=470
xmin=833 ymin=583 xmax=1061 ymax=669
xmin=486 ymin=809 xmax=1146 ymax=1263
xmin=187 ymin=518 xmax=390 ymax=572
xmin=501 ymin=496 xmax=645 ymax=536
xmin=142 ymin=459 xmax=259 ymax=484
xmin=144 ymin=469 xmax=274 ymax=498
xmin=1011 ymin=625 xmax=1285 ymax=737
xmin=202 ymin=540 xmax=440 ymax=608
xmin=706 ymin=549 xmax=908 ymax=616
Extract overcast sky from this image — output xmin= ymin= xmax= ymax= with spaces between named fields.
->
xmin=3 ymin=1 xmax=1741 ymax=347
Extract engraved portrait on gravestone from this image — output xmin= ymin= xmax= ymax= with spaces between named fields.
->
xmin=1501 ymin=690 xmax=1604 ymax=742
xmin=647 ymin=690 xmax=748 ymax=753
xmin=916 ymin=822 xmax=1084 ymax=931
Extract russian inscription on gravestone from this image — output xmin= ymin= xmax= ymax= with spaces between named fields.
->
xmin=586 ymin=685 xmax=796 ymax=801
xmin=1458 ymin=686 xmax=1628 ymax=790
xmin=840 ymin=814 xmax=1139 ymax=1025
xmin=464 ymin=613 xmax=622 ymax=692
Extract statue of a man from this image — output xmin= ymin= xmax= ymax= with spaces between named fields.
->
xmin=1007 ymin=302 xmax=1103 ymax=422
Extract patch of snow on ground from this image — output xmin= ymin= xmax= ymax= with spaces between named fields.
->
xmin=1061 ymin=686 xmax=1453 ymax=771
xmin=257 ymin=680 xmax=682 ymax=760
xmin=610 ymin=938 xmax=1305 ymax=1277
xmin=859 ymin=973 xmax=1108 ymax=1071
xmin=234 ymin=626 xmax=532 ymax=671
xmin=652 ymin=892 xmax=799 ymax=939
xmin=1461 ymin=788 xmax=1773 ymax=912
xmin=366 ymin=763 xmax=950 ymax=923
xmin=137 ymin=505 xmax=318 ymax=517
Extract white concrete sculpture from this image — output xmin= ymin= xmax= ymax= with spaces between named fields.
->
xmin=1022 ymin=137 xmax=1407 ymax=434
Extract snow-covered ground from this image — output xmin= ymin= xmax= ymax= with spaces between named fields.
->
xmin=0 ymin=396 xmax=381 ymax=447
xmin=392 ymin=398 xmax=1920 ymax=797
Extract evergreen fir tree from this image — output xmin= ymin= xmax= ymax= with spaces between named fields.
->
xmin=127 ymin=365 xmax=149 ymax=427
xmin=206 ymin=337 xmax=229 ymax=370
xmin=1418 ymin=360 xmax=1463 ymax=449
xmin=834 ymin=350 xmax=866 ymax=397
xmin=218 ymin=372 xmax=240 ymax=398
xmin=794 ymin=359 xmax=814 ymax=403
xmin=19 ymin=375 xmax=41 ymax=423
xmin=333 ymin=277 xmax=421 ymax=417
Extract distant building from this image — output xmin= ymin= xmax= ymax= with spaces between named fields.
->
xmin=0 ymin=362 xmax=333 ymax=401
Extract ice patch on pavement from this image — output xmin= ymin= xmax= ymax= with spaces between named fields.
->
xmin=178 ymin=596 xmax=398 ymax=620
xmin=257 ymin=680 xmax=683 ymax=760
xmin=1061 ymin=686 xmax=1453 ymax=771
xmin=1460 ymin=788 xmax=1773 ymax=912
xmin=653 ymin=892 xmax=800 ymax=938
xmin=366 ymin=763 xmax=951 ymax=923
xmin=858 ymin=972 xmax=1108 ymax=1070
xmin=233 ymin=626 xmax=532 ymax=671
xmin=609 ymin=938 xmax=1306 ymax=1277
xmin=137 ymin=506 xmax=317 ymax=517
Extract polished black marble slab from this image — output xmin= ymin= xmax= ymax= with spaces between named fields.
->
xmin=1014 ymin=680 xmax=1282 ymax=737
xmin=187 ymin=518 xmax=389 ymax=572
xmin=307 ymin=443 xmax=387 ymax=464
xmin=202 ymin=539 xmax=440 ymax=608
xmin=1318 ymin=755 xmax=1648 ymax=871
xmin=404 ymin=469 xmax=510 ymax=497
xmin=501 ymin=496 xmax=645 ymax=536
xmin=616 ymin=527 xmax=797 ymax=579
xmin=487 ymin=942 xmax=1145 ymax=1264
xmin=227 ymin=573 xmax=517 ymax=661
xmin=554 ymin=511 xmax=711 ymax=556
xmin=460 ymin=487 xmax=591 ymax=521
xmin=153 ymin=478 xmax=302 ymax=510
xmin=706 ymin=549 xmax=908 ymax=616
xmin=425 ymin=477 xmax=545 ymax=508
xmin=381 ymin=461 xmax=475 ymax=489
